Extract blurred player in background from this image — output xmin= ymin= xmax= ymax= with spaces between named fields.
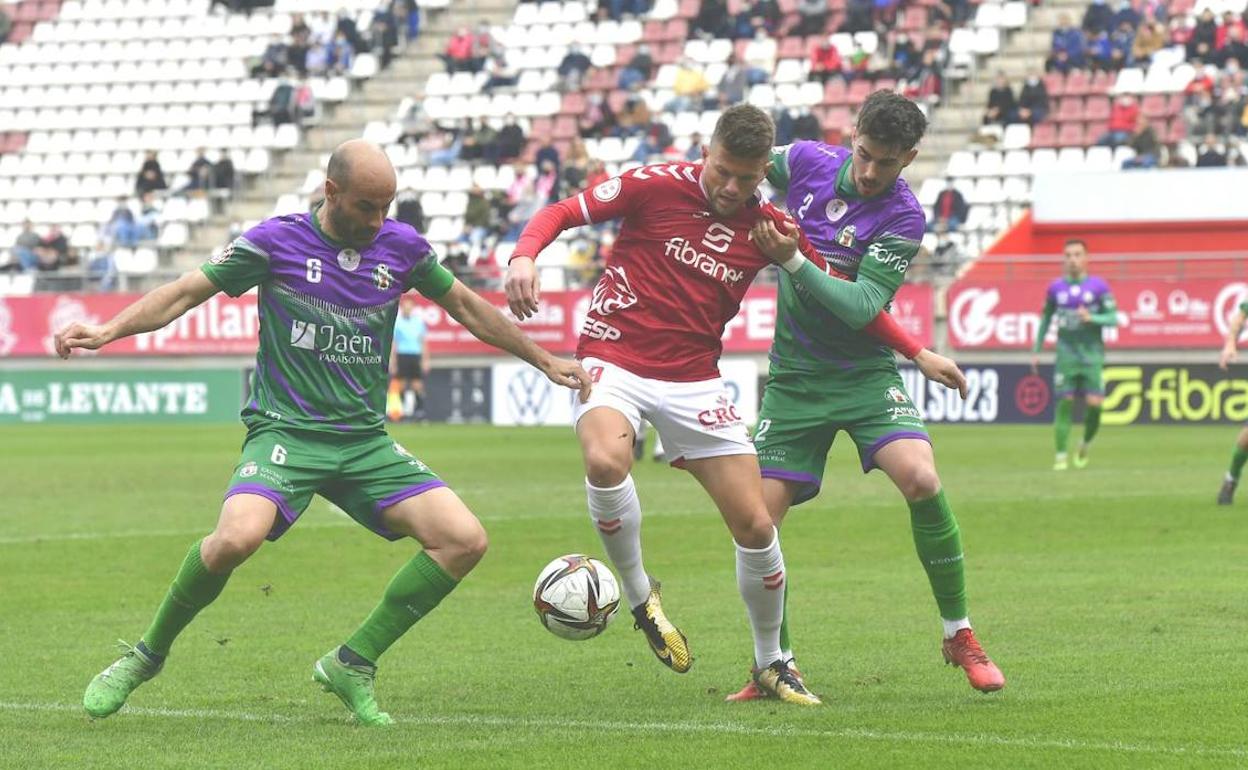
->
xmin=58 ymin=140 xmax=590 ymax=726
xmin=389 ymin=294 xmax=430 ymax=421
xmin=1217 ymin=299 xmax=1248 ymax=504
xmin=506 ymin=104 xmax=961 ymax=705
xmin=1031 ymin=239 xmax=1118 ymax=471
xmin=731 ymin=91 xmax=1005 ymax=701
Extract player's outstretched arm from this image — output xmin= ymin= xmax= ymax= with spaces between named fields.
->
xmin=54 ymin=269 xmax=220 ymax=358
xmin=506 ymin=197 xmax=588 ymax=320
xmin=751 ymin=219 xmax=893 ymax=329
xmin=435 ymin=279 xmax=592 ymax=402
xmin=1220 ymin=308 xmax=1246 ymax=370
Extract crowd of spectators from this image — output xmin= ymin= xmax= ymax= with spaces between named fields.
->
xmin=981 ymin=0 xmax=1248 ymax=168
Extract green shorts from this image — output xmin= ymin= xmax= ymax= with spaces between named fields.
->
xmin=1054 ymin=359 xmax=1104 ymax=397
xmin=224 ymin=424 xmax=444 ymax=542
xmin=755 ymin=368 xmax=930 ymax=506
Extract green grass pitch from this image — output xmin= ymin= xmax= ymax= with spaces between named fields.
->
xmin=1 ymin=423 xmax=1245 ymax=768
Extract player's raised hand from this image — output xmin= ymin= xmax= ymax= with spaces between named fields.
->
xmin=504 ymin=256 xmax=541 ymax=320
xmin=1220 ymin=342 xmax=1238 ymax=370
xmin=914 ymin=349 xmax=969 ymax=399
xmin=750 ymin=219 xmax=799 ymax=264
xmin=541 ymin=356 xmax=593 ymax=403
xmin=54 ymin=321 xmax=111 ymax=359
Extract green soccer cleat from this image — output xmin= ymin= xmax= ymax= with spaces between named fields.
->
xmin=83 ymin=640 xmax=163 ymax=719
xmin=1072 ymin=444 xmax=1090 ymax=469
xmin=313 ymin=648 xmax=395 ymax=726
xmin=1218 ymin=478 xmax=1236 ymax=505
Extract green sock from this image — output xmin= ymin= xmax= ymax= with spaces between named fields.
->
xmin=345 ymin=551 xmax=458 ymax=664
xmin=1083 ymin=404 xmax=1102 ymax=444
xmin=142 ymin=539 xmax=231 ymax=657
xmin=778 ymin=581 xmax=791 ymax=658
xmin=908 ymin=491 xmax=968 ymax=621
xmin=1230 ymin=446 xmax=1248 ymax=481
xmin=1055 ymin=399 xmax=1073 ymax=453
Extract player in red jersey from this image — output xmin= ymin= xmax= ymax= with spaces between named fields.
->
xmin=506 ymin=105 xmax=962 ymax=704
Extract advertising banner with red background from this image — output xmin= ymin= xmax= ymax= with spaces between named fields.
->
xmin=0 ymin=285 xmax=933 ymax=357
xmin=947 ymin=279 xmax=1248 ymax=350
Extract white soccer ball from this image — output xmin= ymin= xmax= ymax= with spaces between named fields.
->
xmin=532 ymin=554 xmax=621 ymax=640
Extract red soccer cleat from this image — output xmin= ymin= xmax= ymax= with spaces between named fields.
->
xmin=725 ymin=678 xmax=767 ymax=702
xmin=942 ymin=628 xmax=1005 ymax=693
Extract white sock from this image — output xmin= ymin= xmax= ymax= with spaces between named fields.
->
xmin=735 ymin=528 xmax=785 ymax=668
xmin=942 ymin=617 xmax=972 ymax=639
xmin=586 ymin=476 xmax=650 ymax=608
xmin=1227 ymin=471 xmax=1236 ymax=483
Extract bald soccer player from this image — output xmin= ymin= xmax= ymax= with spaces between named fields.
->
xmin=64 ymin=140 xmax=591 ymax=726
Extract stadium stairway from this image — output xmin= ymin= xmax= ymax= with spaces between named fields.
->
xmin=176 ymin=1 xmax=516 ymax=266
xmin=909 ymin=0 xmax=1089 ymax=184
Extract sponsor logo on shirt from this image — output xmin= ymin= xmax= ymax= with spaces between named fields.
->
xmin=868 ymin=241 xmax=910 ymax=273
xmin=664 ymin=232 xmax=746 ymax=285
xmin=289 ymin=319 xmax=382 ymax=364
xmin=701 ymin=222 xmax=735 ymax=254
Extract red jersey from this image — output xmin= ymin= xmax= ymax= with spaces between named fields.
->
xmin=514 ymin=161 xmax=920 ymax=381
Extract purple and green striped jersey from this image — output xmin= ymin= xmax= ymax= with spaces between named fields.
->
xmin=200 ymin=206 xmax=454 ymax=434
xmin=766 ymin=141 xmax=925 ymax=374
xmin=1036 ymin=275 xmax=1116 ymax=366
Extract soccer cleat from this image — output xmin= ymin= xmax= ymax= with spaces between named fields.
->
xmin=942 ymin=628 xmax=1006 ymax=693
xmin=630 ymin=580 xmax=692 ymax=673
xmin=1218 ymin=478 xmax=1237 ymax=505
xmin=1072 ymin=444 xmax=1090 ymax=469
xmin=1053 ymin=455 xmax=1068 ymax=471
xmin=726 ymin=660 xmax=813 ymax=703
xmin=751 ymin=660 xmax=822 ymax=706
xmin=83 ymin=640 xmax=163 ymax=718
xmin=313 ymin=648 xmax=395 ymax=726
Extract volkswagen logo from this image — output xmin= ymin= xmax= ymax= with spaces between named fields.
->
xmin=506 ymin=368 xmax=552 ymax=425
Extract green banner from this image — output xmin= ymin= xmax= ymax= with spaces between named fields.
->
xmin=0 ymin=368 xmax=244 ymax=424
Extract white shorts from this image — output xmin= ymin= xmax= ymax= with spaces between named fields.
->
xmin=575 ymin=357 xmax=755 ymax=464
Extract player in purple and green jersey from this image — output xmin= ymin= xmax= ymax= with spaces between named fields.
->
xmin=57 ymin=140 xmax=591 ymax=726
xmin=1030 ymin=239 xmax=1118 ymax=471
xmin=729 ymin=92 xmax=1005 ymax=700
xmin=1217 ymin=301 xmax=1248 ymax=504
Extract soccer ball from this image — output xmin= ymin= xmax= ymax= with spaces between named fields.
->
xmin=532 ymin=555 xmax=621 ymax=640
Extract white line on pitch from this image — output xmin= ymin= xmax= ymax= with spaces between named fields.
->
xmin=0 ymin=701 xmax=1243 ymax=759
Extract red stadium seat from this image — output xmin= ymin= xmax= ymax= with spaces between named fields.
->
xmin=678 ymin=0 xmax=700 ymax=17
xmin=1088 ymin=70 xmax=1114 ymax=94
xmin=1057 ymin=122 xmax=1085 ymax=146
xmin=1064 ymin=69 xmax=1089 ymax=96
xmin=642 ymin=21 xmax=666 ymax=43
xmin=552 ymin=116 xmax=576 ymax=140
xmin=1167 ymin=118 xmax=1186 ymax=143
xmin=656 ymin=41 xmax=683 ymax=64
xmin=1056 ymin=96 xmax=1084 ymax=123
xmin=847 ymin=78 xmax=873 ymax=105
xmin=1030 ymin=122 xmax=1057 ymax=147
xmin=1084 ymin=96 xmax=1110 ymax=121
xmin=778 ymin=36 xmax=805 ymax=59
xmin=1085 ymin=121 xmax=1107 ymax=141
xmin=1166 ymin=93 xmax=1183 ymax=116
xmin=561 ymin=92 xmax=587 ymax=116
xmin=1044 ymin=72 xmax=1066 ymax=97
xmin=584 ymin=67 xmax=613 ymax=91
xmin=1140 ymin=94 xmax=1166 ymax=118
xmin=824 ymin=78 xmax=848 ymax=105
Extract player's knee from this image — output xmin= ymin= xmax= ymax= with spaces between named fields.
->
xmin=730 ymin=512 xmax=776 ymax=550
xmin=582 ymin=446 xmax=630 ymax=487
xmin=898 ymin=465 xmax=942 ymax=502
xmin=442 ymin=519 xmax=488 ymax=575
xmin=201 ymin=527 xmax=264 ymax=572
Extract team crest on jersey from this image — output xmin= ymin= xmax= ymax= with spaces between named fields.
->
xmin=593 ymin=178 xmax=622 ymax=203
xmin=239 ymin=461 xmax=258 ymax=478
xmin=337 ymin=248 xmax=361 ymax=271
xmin=373 ymin=263 xmax=393 ymax=290
xmin=837 ymin=225 xmax=857 ymax=248
xmin=825 ymin=199 xmax=848 ymax=222
xmin=886 ymin=386 xmax=909 ymax=404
